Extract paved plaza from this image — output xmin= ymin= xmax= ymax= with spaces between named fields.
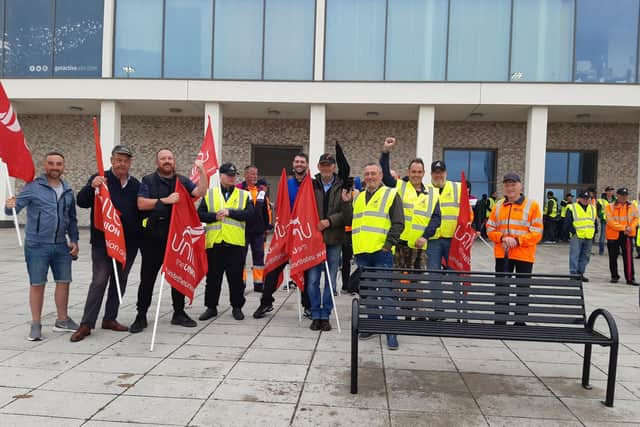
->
xmin=1 ymin=228 xmax=640 ymax=426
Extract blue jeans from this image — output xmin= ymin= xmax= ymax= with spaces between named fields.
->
xmin=569 ymin=236 xmax=592 ymax=275
xmin=24 ymin=241 xmax=72 ymax=285
xmin=307 ymin=245 xmax=341 ymax=320
xmin=598 ymin=219 xmax=607 ymax=254
xmin=426 ymin=238 xmax=451 ymax=302
xmin=355 ymin=250 xmax=396 ymax=322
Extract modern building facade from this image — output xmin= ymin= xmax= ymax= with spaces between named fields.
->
xmin=1 ymin=0 xmax=640 ymax=225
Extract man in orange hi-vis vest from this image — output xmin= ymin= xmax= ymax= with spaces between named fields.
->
xmin=605 ymin=187 xmax=639 ymax=286
xmin=486 ymin=172 xmax=543 ymax=326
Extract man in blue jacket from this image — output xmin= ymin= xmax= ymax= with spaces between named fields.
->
xmin=5 ymin=151 xmax=79 ymax=341
xmin=71 ymin=145 xmax=141 ymax=342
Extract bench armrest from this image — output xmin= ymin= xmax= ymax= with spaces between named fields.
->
xmin=352 ymin=298 xmax=359 ymax=334
xmin=586 ymin=308 xmax=619 ymax=344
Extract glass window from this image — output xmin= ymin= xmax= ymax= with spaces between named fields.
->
xmin=324 ymin=0 xmax=386 ymax=81
xmin=0 ymin=0 xmax=4 ymax=76
xmin=386 ymin=0 xmax=448 ymax=81
xmin=545 ymin=151 xmax=597 ymax=196
xmin=54 ymin=0 xmax=103 ymax=77
xmin=510 ymin=0 xmax=573 ymax=82
xmin=213 ymin=0 xmax=263 ymax=79
xmin=575 ymin=0 xmax=639 ymax=83
xmin=263 ymin=0 xmax=315 ymax=80
xmin=164 ymin=0 xmax=213 ymax=79
xmin=447 ymin=0 xmax=511 ymax=81
xmin=114 ymin=0 xmax=163 ymax=78
xmin=444 ymin=149 xmax=496 ymax=198
xmin=4 ymin=0 xmax=54 ymax=77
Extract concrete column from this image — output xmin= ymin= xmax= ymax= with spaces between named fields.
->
xmin=99 ymin=101 xmax=121 ymax=167
xmin=525 ymin=106 xmax=549 ymax=204
xmin=309 ymin=104 xmax=326 ymax=175
xmin=204 ymin=103 xmax=223 ymax=161
xmin=102 ymin=0 xmax=116 ymax=78
xmin=636 ymin=121 xmax=640 ymax=198
xmin=416 ymin=105 xmax=435 ymax=167
xmin=0 ymin=164 xmax=14 ymax=222
xmin=313 ymin=0 xmax=326 ymax=80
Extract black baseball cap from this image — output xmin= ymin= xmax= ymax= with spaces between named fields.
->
xmin=502 ymin=172 xmax=521 ymax=183
xmin=577 ymin=191 xmax=590 ymax=199
xmin=111 ymin=145 xmax=133 ymax=157
xmin=431 ymin=160 xmax=446 ymax=172
xmin=605 ymin=186 xmax=615 ymax=191
xmin=318 ymin=153 xmax=336 ymax=165
xmin=219 ymin=162 xmax=238 ymax=176
xmin=617 ymin=187 xmax=629 ymax=196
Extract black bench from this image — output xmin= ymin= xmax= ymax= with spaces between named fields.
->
xmin=350 ymin=267 xmax=619 ymax=407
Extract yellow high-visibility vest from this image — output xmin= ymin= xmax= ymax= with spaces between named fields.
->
xmin=568 ymin=202 xmax=596 ymax=239
xmin=396 ymin=180 xmax=426 ymax=244
xmin=429 ymin=180 xmax=461 ymax=239
xmin=204 ymin=188 xmax=249 ymax=248
xmin=544 ymin=198 xmax=558 ymax=218
xmin=352 ymin=186 xmax=396 ymax=254
xmin=404 ymin=190 xmax=438 ymax=249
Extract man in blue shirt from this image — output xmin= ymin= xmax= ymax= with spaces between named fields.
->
xmin=5 ymin=151 xmax=79 ymax=341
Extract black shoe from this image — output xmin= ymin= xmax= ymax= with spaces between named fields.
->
xmin=253 ymin=283 xmax=263 ymax=293
xmin=199 ymin=307 xmax=218 ymax=321
xmin=358 ymin=332 xmax=376 ymax=340
xmin=627 ymin=281 xmax=640 ymax=286
xmin=129 ymin=314 xmax=147 ymax=333
xmin=303 ymin=308 xmax=312 ymax=319
xmin=610 ymin=277 xmax=620 ymax=283
xmin=310 ymin=319 xmax=322 ymax=331
xmin=232 ymin=308 xmax=245 ymax=320
xmin=320 ymin=319 xmax=332 ymax=331
xmin=171 ymin=312 xmax=197 ymax=327
xmin=580 ymin=275 xmax=589 ymax=283
xmin=253 ymin=304 xmax=273 ymax=319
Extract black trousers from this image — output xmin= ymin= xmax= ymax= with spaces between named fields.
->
xmin=494 ymin=258 xmax=533 ymax=323
xmin=260 ymin=262 xmax=310 ymax=309
xmin=137 ymin=238 xmax=185 ymax=316
xmin=542 ymin=217 xmax=556 ymax=241
xmin=341 ymin=231 xmax=353 ymax=291
xmin=205 ymin=244 xmax=246 ymax=309
xmin=608 ymin=234 xmax=635 ymax=282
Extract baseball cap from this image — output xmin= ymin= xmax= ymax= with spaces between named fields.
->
xmin=111 ymin=145 xmax=133 ymax=157
xmin=577 ymin=191 xmax=590 ymax=199
xmin=566 ymin=193 xmax=574 ymax=198
xmin=219 ymin=162 xmax=239 ymax=176
xmin=502 ymin=172 xmax=521 ymax=183
xmin=318 ymin=153 xmax=336 ymax=164
xmin=617 ymin=187 xmax=629 ymax=196
xmin=431 ymin=160 xmax=446 ymax=172
xmin=605 ymin=186 xmax=615 ymax=191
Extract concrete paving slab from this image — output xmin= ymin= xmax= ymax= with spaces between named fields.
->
xmin=542 ymin=377 xmax=637 ymax=400
xmin=390 ymin=411 xmax=488 ymax=426
xmin=300 ymin=381 xmax=388 ymax=409
xmin=295 ymin=405 xmax=390 ymax=426
xmin=0 ymin=389 xmax=114 ymax=418
xmin=0 ymin=366 xmax=63 ymax=388
xmin=189 ymin=400 xmax=294 ymax=427
xmin=94 ymin=395 xmax=203 ymax=425
xmin=462 ymin=373 xmax=552 ymax=397
xmin=227 ymin=361 xmax=308 ymax=382
xmin=0 ymin=414 xmax=84 ymax=426
xmin=212 ymin=378 xmax=302 ymax=404
xmin=147 ymin=358 xmax=234 ymax=379
xmin=485 ymin=416 xmax=582 ymax=426
xmin=241 ymin=347 xmax=313 ymax=365
xmin=388 ymin=389 xmax=481 ymax=414
xmin=562 ymin=397 xmax=640 ymax=423
xmin=475 ymin=394 xmax=577 ymax=420
xmin=125 ymin=375 xmax=220 ymax=399
xmin=39 ymin=370 xmax=142 ymax=394
xmin=0 ymin=387 xmax=30 ymax=406
xmin=454 ymin=358 xmax=533 ymax=376
xmin=74 ymin=355 xmax=160 ymax=374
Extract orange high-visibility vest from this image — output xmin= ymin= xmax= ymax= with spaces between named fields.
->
xmin=605 ymin=202 xmax=639 ymax=240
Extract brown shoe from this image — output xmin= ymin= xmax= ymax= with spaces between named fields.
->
xmin=101 ymin=319 xmax=129 ymax=332
xmin=70 ymin=324 xmax=91 ymax=342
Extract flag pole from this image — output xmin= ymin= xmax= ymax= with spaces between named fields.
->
xmin=1 ymin=160 xmax=22 ymax=246
xmin=296 ymin=286 xmax=302 ymax=322
xmin=284 ymin=265 xmax=290 ymax=292
xmin=325 ymin=260 xmax=341 ymax=333
xmin=150 ymin=271 xmax=166 ymax=352
xmin=111 ymin=258 xmax=123 ymax=305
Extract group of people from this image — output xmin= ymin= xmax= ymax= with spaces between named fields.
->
xmin=4 ymin=138 xmax=639 ymax=346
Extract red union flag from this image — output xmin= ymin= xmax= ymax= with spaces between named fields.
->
xmin=96 ymin=184 xmax=127 ymax=265
xmin=0 ymin=82 xmax=35 ymax=182
xmin=289 ymin=174 xmax=326 ymax=291
xmin=263 ymin=169 xmax=290 ymax=288
xmin=162 ymin=179 xmax=207 ymax=302
xmin=190 ymin=115 xmax=219 ymax=183
xmin=448 ymin=171 xmax=475 ymax=271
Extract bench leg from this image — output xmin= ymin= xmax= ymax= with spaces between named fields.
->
xmin=604 ymin=343 xmax=619 ymax=407
xmin=351 ymin=327 xmax=358 ymax=394
xmin=582 ymin=343 xmax=592 ymax=390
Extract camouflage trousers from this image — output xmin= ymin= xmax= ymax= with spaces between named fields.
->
xmin=393 ymin=244 xmax=427 ymax=270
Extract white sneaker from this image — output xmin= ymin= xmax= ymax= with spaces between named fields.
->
xmin=53 ymin=317 xmax=79 ymax=332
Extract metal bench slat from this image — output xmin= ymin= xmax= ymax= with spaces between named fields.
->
xmin=358 ymin=280 xmax=584 ymax=296
xmin=357 ymin=290 xmax=585 ymax=306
